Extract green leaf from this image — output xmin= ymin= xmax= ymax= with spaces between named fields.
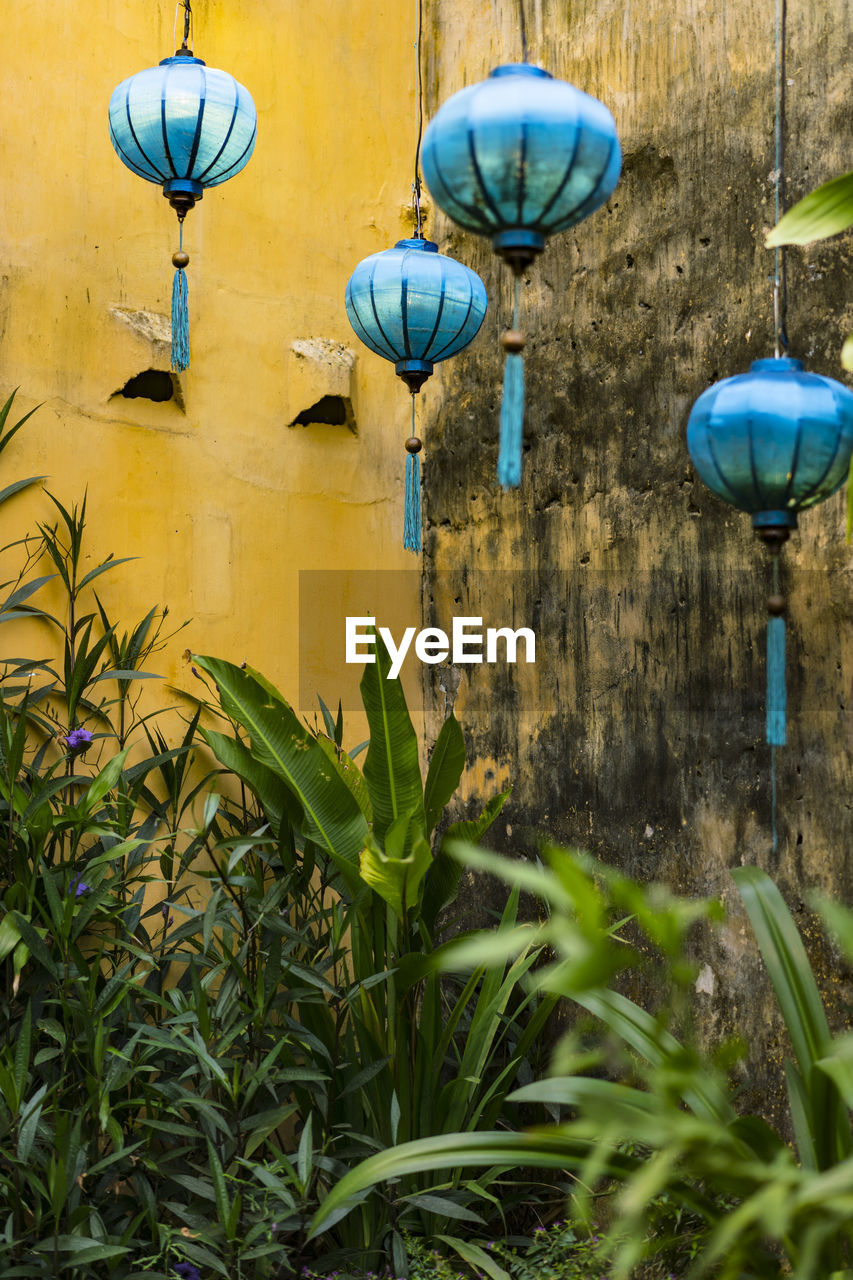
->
xmin=359 ymin=823 xmax=432 ymax=920
xmin=38 ymin=1238 xmax=129 ymax=1264
xmin=13 ymin=1004 xmax=31 ymax=1103
xmin=812 ymin=892 xmax=853 ymax=965
xmin=307 ymin=1128 xmax=626 ymax=1237
xmin=576 ymin=988 xmax=735 ymax=1124
xmin=785 ymin=1058 xmax=817 ymax=1170
xmin=733 ymin=865 xmax=850 ymax=1169
xmin=437 ymin=1235 xmax=511 ymax=1280
xmin=0 ymin=914 xmax=22 ymax=962
xmin=843 ymin=333 xmax=853 ymax=377
xmin=443 ymin=788 xmax=510 ymax=845
xmin=207 ymin=1138 xmax=232 ymax=1235
xmin=193 ymin=656 xmax=368 ymax=892
xmin=766 ymin=169 xmax=853 ymax=246
xmin=316 ymin=734 xmax=373 ymax=823
xmin=0 ymin=476 xmax=46 ymax=508
xmin=0 ymin=574 xmax=57 ymax=614
xmin=733 ymin=867 xmax=831 ymax=1078
xmin=17 ymin=1083 xmax=46 ymax=1163
xmin=76 ymin=557 xmax=136 ymax=594
xmin=10 ymin=914 xmax=57 ymax=979
xmin=201 ymin=728 xmax=291 ymax=828
xmin=297 ymin=1114 xmax=313 ymax=1190
xmin=423 ymin=713 xmax=466 ymax=835
xmin=421 ymin=792 xmax=510 ymax=932
xmin=397 ymin=1192 xmax=484 ymax=1224
xmin=80 ymin=747 xmax=131 ymax=814
xmin=360 ymin=628 xmax=424 ymax=843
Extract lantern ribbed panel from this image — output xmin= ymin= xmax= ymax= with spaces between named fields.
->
xmin=421 ymin=64 xmax=621 ymax=247
xmin=345 ymin=238 xmax=487 ymax=372
xmin=108 ymin=55 xmax=256 ymax=192
xmin=687 ymin=358 xmax=853 ymax=527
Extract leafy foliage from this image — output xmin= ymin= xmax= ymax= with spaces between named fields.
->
xmin=0 ymin=398 xmax=554 ymax=1276
xmin=311 ymin=841 xmax=853 ymax=1279
xmin=193 ymin=640 xmax=555 ymax=1269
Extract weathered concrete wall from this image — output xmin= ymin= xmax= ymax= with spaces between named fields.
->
xmin=421 ymin=0 xmax=853 ymax=1124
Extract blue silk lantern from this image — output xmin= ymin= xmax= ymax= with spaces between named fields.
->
xmin=687 ymin=356 xmax=853 ymax=805
xmin=108 ymin=12 xmax=256 ymax=372
xmin=345 ymin=237 xmax=487 ymax=552
xmin=422 ymin=63 xmax=621 ymax=487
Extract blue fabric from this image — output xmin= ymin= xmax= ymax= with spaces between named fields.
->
xmin=766 ymin=614 xmax=786 ymax=747
xmin=345 ymin=238 xmax=487 ymax=370
xmin=687 ymin=357 xmax=853 ymax=525
xmin=109 ymin=56 xmax=256 ymax=192
xmin=421 ymin=64 xmax=621 ymax=241
xmin=498 ymin=352 xmax=524 ymax=487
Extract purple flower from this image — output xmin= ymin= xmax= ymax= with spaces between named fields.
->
xmin=173 ymin=1264 xmax=201 ymax=1280
xmin=70 ymin=875 xmax=89 ymax=898
xmin=65 ymin=728 xmax=94 ymax=752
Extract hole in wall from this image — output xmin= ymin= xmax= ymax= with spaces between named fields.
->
xmin=114 ymin=369 xmax=177 ymax=403
xmin=289 ymin=395 xmax=355 ymax=431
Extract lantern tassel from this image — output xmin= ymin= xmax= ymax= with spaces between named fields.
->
xmin=498 ymin=277 xmax=524 ymax=488
xmin=766 ymin=613 xmax=786 ymax=747
xmin=171 ymin=222 xmax=190 ymax=372
xmin=404 ymin=452 xmax=421 ymax=552
xmin=403 ymin=404 xmax=422 ymax=554
xmin=498 ymin=352 xmax=524 ymax=487
xmin=171 ymin=266 xmax=189 ymax=372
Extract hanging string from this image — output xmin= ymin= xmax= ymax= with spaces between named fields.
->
xmin=519 ymin=0 xmax=528 ymax=62
xmin=412 ymin=0 xmax=425 ymax=237
xmin=773 ymin=0 xmax=789 ymax=356
xmin=175 ymin=0 xmax=193 ymax=53
xmin=403 ymin=398 xmax=422 ymax=553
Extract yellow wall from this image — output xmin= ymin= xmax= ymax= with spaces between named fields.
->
xmin=0 ymin=0 xmax=429 ymax=733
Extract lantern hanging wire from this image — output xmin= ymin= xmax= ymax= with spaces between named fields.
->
xmin=518 ymin=0 xmax=528 ymax=62
xmin=773 ymin=0 xmax=789 ymax=358
xmin=175 ymin=0 xmax=193 ymax=55
xmin=412 ymin=0 xmax=424 ymax=239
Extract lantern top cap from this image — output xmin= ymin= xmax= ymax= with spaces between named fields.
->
xmin=489 ymin=63 xmax=553 ymax=80
xmin=159 ymin=52 xmax=206 ymax=67
xmin=394 ymin=238 xmax=439 ymax=252
xmin=750 ymin=356 xmax=804 ymax=373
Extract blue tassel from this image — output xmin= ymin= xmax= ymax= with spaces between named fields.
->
xmin=498 ymin=352 xmax=524 ymax=487
xmin=766 ymin=614 xmax=786 ymax=747
xmin=403 ymin=451 xmax=421 ymax=553
xmin=171 ymin=267 xmax=189 ymax=372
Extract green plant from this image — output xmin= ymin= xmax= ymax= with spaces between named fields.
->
xmin=192 ymin=642 xmax=558 ymax=1271
xmin=310 ymin=843 xmax=853 ymax=1279
xmin=0 ymin=411 xmax=554 ymax=1280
